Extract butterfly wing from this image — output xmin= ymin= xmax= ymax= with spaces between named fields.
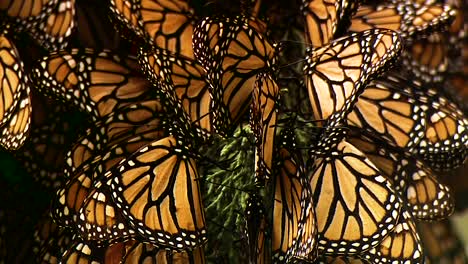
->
xmin=304 ymin=29 xmax=401 ymax=126
xmin=121 ymin=241 xmax=206 ymax=263
xmin=27 ymin=0 xmax=75 ymax=50
xmin=139 ymin=47 xmax=214 ymax=139
xmin=193 ymin=16 xmax=279 ymax=135
xmin=271 ymin=129 xmax=317 ymax=262
xmin=251 ymin=72 xmax=279 ymax=183
xmin=302 ymin=0 xmax=358 ymax=47
xmin=310 ymin=134 xmax=401 ymax=254
xmin=244 ymin=193 xmax=269 ymax=264
xmin=107 ymin=135 xmax=207 ymax=250
xmin=349 ymin=3 xmax=456 ymax=39
xmin=347 ymin=130 xmax=454 ymax=221
xmin=0 ymin=87 xmax=31 ymax=150
xmin=401 ymin=33 xmax=448 ymax=83
xmin=0 ymin=34 xmax=28 ymax=127
xmin=32 ymin=49 xmax=154 ymax=121
xmin=363 ymin=210 xmax=424 ymax=264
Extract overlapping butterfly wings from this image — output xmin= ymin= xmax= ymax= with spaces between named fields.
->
xmin=298 ymin=0 xmax=465 ymax=261
xmin=2 ymin=0 xmax=465 ymax=262
xmin=347 ymin=130 xmax=455 ymax=221
xmin=302 ymin=0 xmax=359 ymax=47
xmin=0 ymin=0 xmax=76 ymax=50
xmin=0 ymin=34 xmax=31 ymax=150
xmin=193 ymin=15 xmax=280 ymax=135
xmin=304 ymin=29 xmax=402 ymax=127
xmin=31 ymin=49 xmax=155 ymax=122
xmin=347 ymin=73 xmax=468 ymax=171
xmin=271 ymin=129 xmax=317 ymax=262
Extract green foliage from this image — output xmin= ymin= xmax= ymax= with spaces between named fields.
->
xmin=200 ymin=126 xmax=256 ymax=262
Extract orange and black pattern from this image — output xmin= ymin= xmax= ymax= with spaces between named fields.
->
xmin=0 ymin=0 xmax=466 ymax=262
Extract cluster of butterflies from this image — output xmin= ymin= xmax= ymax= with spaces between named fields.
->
xmin=0 ymin=0 xmax=467 ymax=263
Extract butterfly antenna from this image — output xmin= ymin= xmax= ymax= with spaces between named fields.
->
xmin=278 ymin=58 xmax=306 ymax=69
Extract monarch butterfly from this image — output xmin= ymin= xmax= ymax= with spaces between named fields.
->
xmin=77 ymin=180 xmax=137 ymax=246
xmin=109 ymin=0 xmax=196 ymax=59
xmin=52 ymin=165 xmax=96 ymax=227
xmin=349 ymin=3 xmax=456 ymax=39
xmin=301 ymin=0 xmax=359 ymax=47
xmin=17 ymin=115 xmax=72 ymax=189
xmin=309 ymin=128 xmax=401 ymax=254
xmin=304 ymin=28 xmax=402 ymax=127
xmin=60 ymin=241 xmax=127 ymax=263
xmin=0 ymin=32 xmax=32 ymax=151
xmin=362 ymin=209 xmax=424 ymax=264
xmin=26 ymin=0 xmax=75 ymax=50
xmin=12 ymin=91 xmax=86 ymax=190
xmin=63 ymin=98 xmax=166 ymax=178
xmin=347 ymin=130 xmax=454 ymax=221
xmin=244 ymin=192 xmax=269 ymax=264
xmin=250 ymin=72 xmax=279 ymax=183
xmin=111 ymin=0 xmax=214 ymax=139
xmin=106 ymin=135 xmax=207 ymax=250
xmin=417 ymin=220 xmax=468 ymax=263
xmin=93 ymin=1 xmax=209 ymax=138
xmin=351 ymin=73 xmax=468 ymax=160
xmin=109 ymin=0 xmax=145 ymax=43
xmin=0 ymin=86 xmax=31 ymax=150
xmin=73 ymin=0 xmax=128 ymax=51
xmin=0 ymin=33 xmax=28 ymax=127
xmin=193 ymin=15 xmax=279 ymax=135
xmin=271 ymin=128 xmax=317 ymax=262
xmin=31 ymin=49 xmax=155 ymax=122
xmin=53 ymin=102 xmax=167 ymax=228
xmin=54 ymin=132 xmax=158 ymax=238
xmin=349 ymin=73 xmax=468 ymax=171
xmin=398 ymin=0 xmax=463 ymax=84
xmin=346 ymin=75 xmax=425 ymax=151
xmin=0 ymin=0 xmax=75 ymax=50
xmin=401 ymin=33 xmax=450 ymax=84
xmin=138 ymin=47 xmax=214 ymax=139
xmin=75 ymin=124 xmax=167 ymax=245
xmin=33 ymin=213 xmax=74 ymax=263
xmin=0 ymin=0 xmax=58 ymax=24
xmin=317 ymin=207 xmax=424 ymax=263
xmin=121 ymin=241 xmax=206 ymax=263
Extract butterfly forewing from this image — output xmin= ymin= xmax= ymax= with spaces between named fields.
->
xmin=310 ymin=134 xmax=401 ymax=254
xmin=0 ymin=34 xmax=28 ymax=127
xmin=32 ymin=49 xmax=154 ymax=121
xmin=302 ymin=0 xmax=358 ymax=47
xmin=349 ymin=3 xmax=456 ymax=39
xmin=363 ymin=210 xmax=424 ymax=264
xmin=347 ymin=131 xmax=455 ymax=221
xmin=138 ymin=47 xmax=213 ymax=139
xmin=193 ymin=15 xmax=279 ymax=135
xmin=27 ymin=0 xmax=76 ymax=50
xmin=271 ymin=129 xmax=317 ymax=263
xmin=251 ymin=72 xmax=279 ymax=184
xmin=346 ymin=78 xmax=426 ymax=151
xmin=108 ymin=135 xmax=207 ymax=250
xmin=0 ymin=87 xmax=31 ymax=150
xmin=304 ymin=29 xmax=401 ymax=126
